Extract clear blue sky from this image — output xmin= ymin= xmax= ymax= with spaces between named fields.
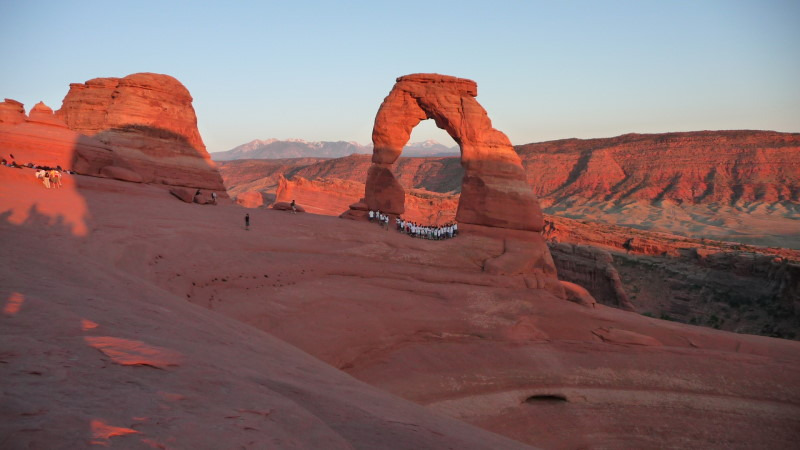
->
xmin=2 ymin=0 xmax=798 ymax=152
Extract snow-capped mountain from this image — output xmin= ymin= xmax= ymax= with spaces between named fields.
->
xmin=211 ymin=139 xmax=459 ymax=160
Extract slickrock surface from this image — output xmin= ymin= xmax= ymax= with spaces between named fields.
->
xmin=221 ymin=167 xmax=799 ymax=340
xmin=0 ymin=168 xmax=530 ymax=450
xmin=4 ymin=167 xmax=798 ymax=448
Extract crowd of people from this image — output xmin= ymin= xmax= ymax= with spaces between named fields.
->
xmin=368 ymin=210 xmax=458 ymax=240
xmin=2 ymin=154 xmax=75 ymax=189
xmin=35 ymin=168 xmax=65 ymax=188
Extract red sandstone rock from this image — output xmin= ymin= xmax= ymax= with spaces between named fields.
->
xmin=364 ymin=73 xmax=543 ymax=232
xmin=55 ymin=73 xmax=225 ymax=190
xmin=193 ymin=191 xmax=216 ymax=205
xmin=27 ymin=102 xmax=65 ymax=127
xmin=592 ymin=327 xmax=663 ymax=346
xmin=0 ymin=100 xmax=113 ymax=174
xmin=272 ymin=201 xmax=305 ymax=212
xmin=0 ymin=99 xmax=26 ymax=125
xmin=364 ymin=164 xmax=406 ymax=214
xmin=561 ymin=281 xmax=597 ymax=308
xmin=354 ymin=74 xmax=559 ymax=297
xmin=169 ymin=186 xmax=196 ymax=203
xmin=100 ymin=165 xmax=143 ymax=183
xmin=236 ymin=191 xmax=264 ymax=208
xmin=517 ymin=130 xmax=800 ymax=204
xmin=3 ymin=170 xmax=799 ymax=449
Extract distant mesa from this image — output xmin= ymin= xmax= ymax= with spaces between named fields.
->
xmin=518 ymin=130 xmax=800 ymax=205
xmin=0 ymin=73 xmax=225 ymax=192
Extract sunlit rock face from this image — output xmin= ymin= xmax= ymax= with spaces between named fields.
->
xmin=55 ymin=72 xmax=225 ymax=190
xmin=367 ymin=73 xmax=543 ymax=232
xmin=360 ymin=74 xmax=561 ymax=298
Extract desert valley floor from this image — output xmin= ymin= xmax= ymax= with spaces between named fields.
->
xmin=2 ymin=167 xmax=798 ymax=449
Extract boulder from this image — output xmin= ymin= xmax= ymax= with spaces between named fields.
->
xmin=100 ymin=165 xmax=143 ymax=183
xmin=272 ymin=202 xmax=305 ymax=213
xmin=169 ymin=187 xmax=196 ymax=203
xmin=560 ymin=281 xmax=597 ymax=308
xmin=236 ymin=191 xmax=264 ymax=208
xmin=194 ymin=192 xmax=216 ymax=205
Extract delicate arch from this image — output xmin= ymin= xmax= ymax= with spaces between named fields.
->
xmin=365 ymin=73 xmax=543 ymax=232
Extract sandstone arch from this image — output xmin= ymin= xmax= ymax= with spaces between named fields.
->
xmin=365 ymin=73 xmax=544 ymax=232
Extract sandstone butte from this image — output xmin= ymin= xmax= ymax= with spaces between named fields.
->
xmin=2 ymin=73 xmax=800 ymax=448
xmin=0 ymin=73 xmax=225 ymax=192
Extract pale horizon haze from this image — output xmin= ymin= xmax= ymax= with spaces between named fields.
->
xmin=2 ymin=0 xmax=798 ymax=153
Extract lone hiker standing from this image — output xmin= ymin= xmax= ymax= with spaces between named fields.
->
xmin=245 ymin=213 xmax=250 ymax=231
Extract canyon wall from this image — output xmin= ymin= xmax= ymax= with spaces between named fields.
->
xmin=517 ymin=130 xmax=800 ymax=205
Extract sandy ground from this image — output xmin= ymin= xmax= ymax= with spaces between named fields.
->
xmin=2 ymin=167 xmax=799 ymax=449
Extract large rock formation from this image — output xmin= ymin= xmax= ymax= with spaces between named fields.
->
xmin=354 ymin=74 xmax=560 ymax=297
xmin=364 ymin=73 xmax=543 ymax=231
xmin=1 ymin=74 xmax=225 ymax=192
xmin=0 ymin=99 xmax=113 ymax=174
xmin=55 ymin=73 xmax=224 ymax=190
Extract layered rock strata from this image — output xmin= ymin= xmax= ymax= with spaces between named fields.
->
xmin=0 ymin=73 xmax=225 ymax=192
xmin=0 ymin=99 xmax=113 ymax=174
xmin=363 ymin=73 xmax=543 ymax=231
xmin=517 ymin=130 xmax=800 ymax=205
xmin=56 ymin=73 xmax=224 ymax=190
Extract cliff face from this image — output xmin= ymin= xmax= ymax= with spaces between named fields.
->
xmin=516 ymin=130 xmax=800 ymax=205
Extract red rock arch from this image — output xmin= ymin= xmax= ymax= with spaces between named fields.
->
xmin=365 ymin=73 xmax=543 ymax=231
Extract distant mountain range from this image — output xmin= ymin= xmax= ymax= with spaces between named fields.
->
xmin=211 ymin=139 xmax=459 ymax=160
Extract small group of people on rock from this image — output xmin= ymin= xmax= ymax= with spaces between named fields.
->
xmin=35 ymin=167 xmax=64 ymax=188
xmin=368 ymin=210 xmax=391 ymax=229
xmin=396 ymin=217 xmax=458 ymax=240
xmin=1 ymin=157 xmax=23 ymax=169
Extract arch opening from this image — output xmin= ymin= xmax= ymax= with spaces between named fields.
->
xmin=386 ymin=119 xmax=462 ymax=226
